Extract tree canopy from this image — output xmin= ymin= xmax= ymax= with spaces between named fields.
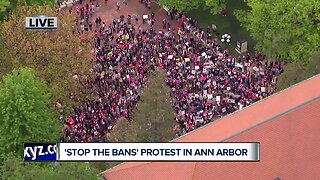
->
xmin=0 ymin=67 xmax=61 ymax=157
xmin=0 ymin=154 xmax=100 ymax=180
xmin=156 ymin=0 xmax=226 ymax=15
xmin=0 ymin=5 xmax=94 ymax=110
xmin=156 ymin=0 xmax=202 ymax=12
xmin=0 ymin=0 xmax=56 ymax=20
xmin=235 ymin=0 xmax=320 ymax=63
xmin=205 ymin=0 xmax=226 ymax=15
xmin=0 ymin=0 xmax=10 ymax=13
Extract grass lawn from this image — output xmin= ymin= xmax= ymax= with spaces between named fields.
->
xmin=91 ymin=70 xmax=176 ymax=171
xmin=187 ymin=0 xmax=255 ymax=55
xmin=108 ymin=69 xmax=176 ymax=143
xmin=276 ymin=52 xmax=320 ymax=91
xmin=132 ymin=70 xmax=177 ymax=142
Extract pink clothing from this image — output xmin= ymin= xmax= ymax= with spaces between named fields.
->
xmin=200 ymin=76 xmax=207 ymax=81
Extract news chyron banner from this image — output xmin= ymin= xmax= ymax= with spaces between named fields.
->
xmin=24 ymin=143 xmax=260 ymax=162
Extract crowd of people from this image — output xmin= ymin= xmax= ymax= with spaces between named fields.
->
xmin=61 ymin=1 xmax=283 ymax=142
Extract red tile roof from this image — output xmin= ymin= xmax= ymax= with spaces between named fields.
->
xmin=103 ymin=75 xmax=320 ymax=180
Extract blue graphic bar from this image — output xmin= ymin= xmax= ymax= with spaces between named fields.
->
xmin=24 ymin=143 xmax=57 ymax=161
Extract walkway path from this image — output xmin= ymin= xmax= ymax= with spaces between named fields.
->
xmin=68 ymin=0 xmax=179 ymax=30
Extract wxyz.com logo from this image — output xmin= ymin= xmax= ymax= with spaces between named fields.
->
xmin=24 ymin=144 xmax=57 ymax=160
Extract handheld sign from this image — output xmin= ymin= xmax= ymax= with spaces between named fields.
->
xmin=25 ymin=15 xmax=58 ymax=30
xmin=142 ymin=15 xmax=148 ymax=20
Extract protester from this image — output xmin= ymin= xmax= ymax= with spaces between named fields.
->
xmin=117 ymin=1 xmax=120 ymax=11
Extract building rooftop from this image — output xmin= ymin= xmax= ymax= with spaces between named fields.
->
xmin=102 ymin=75 xmax=320 ymax=180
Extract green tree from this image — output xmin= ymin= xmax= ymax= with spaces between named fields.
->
xmin=0 ymin=67 xmax=61 ymax=156
xmin=155 ymin=0 xmax=202 ymax=12
xmin=17 ymin=0 xmax=56 ymax=6
xmin=0 ymin=5 xmax=94 ymax=110
xmin=0 ymin=154 xmax=100 ymax=179
xmin=0 ymin=0 xmax=10 ymax=13
xmin=235 ymin=0 xmax=320 ymax=63
xmin=205 ymin=0 xmax=226 ymax=15
xmin=0 ymin=0 xmax=56 ymax=20
xmin=155 ymin=0 xmax=226 ymax=15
